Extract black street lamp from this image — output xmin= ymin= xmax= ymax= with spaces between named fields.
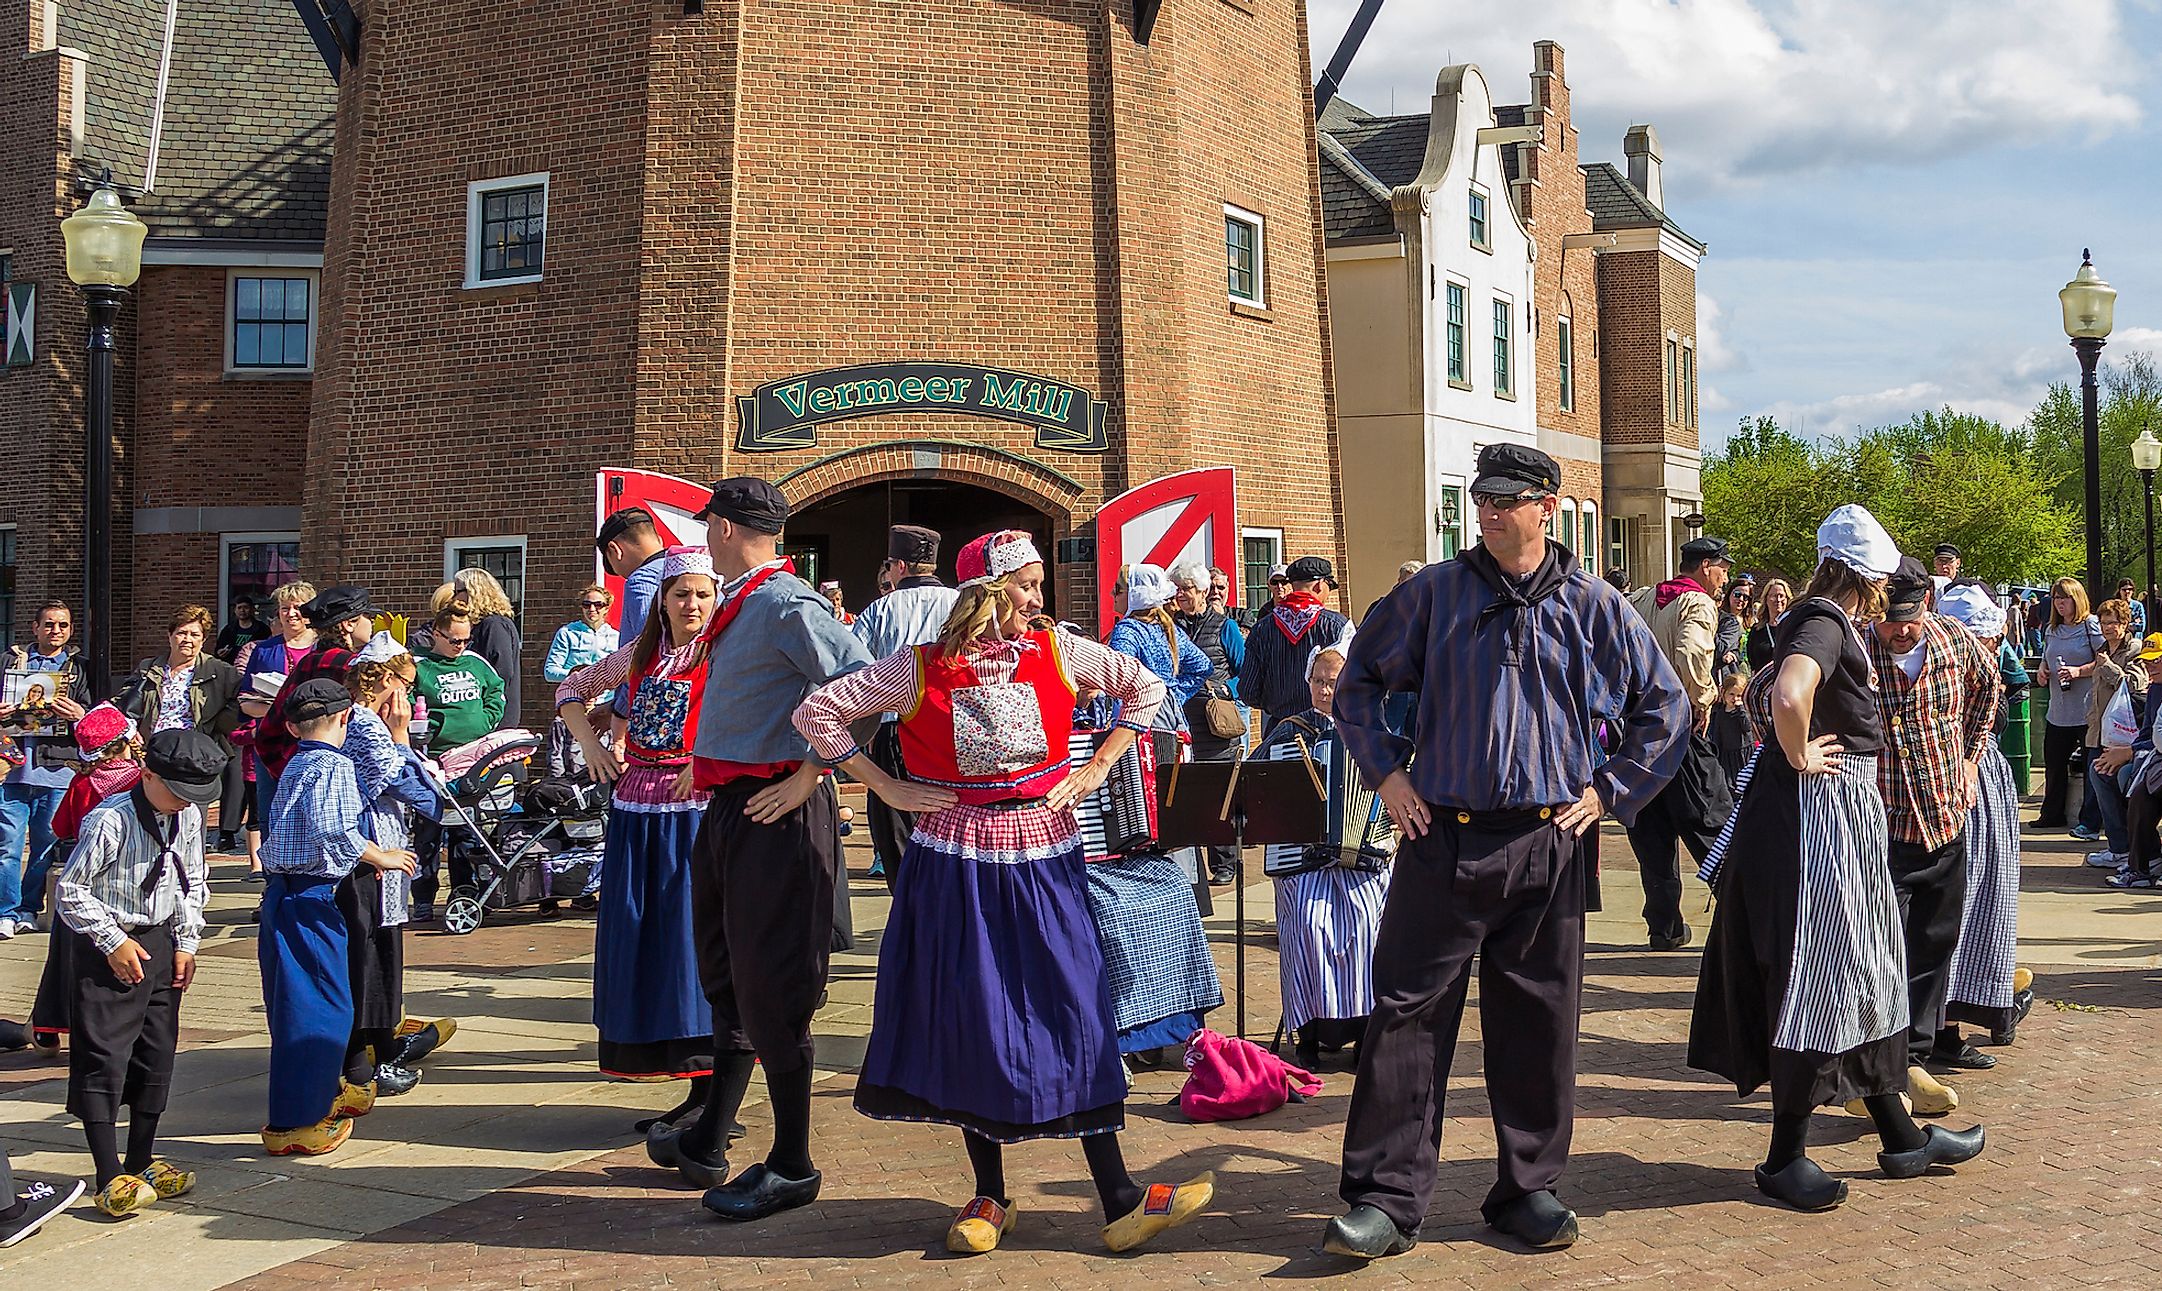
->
xmin=59 ymin=176 xmax=147 ymax=699
xmin=2132 ymin=427 xmax=2161 ymax=619
xmin=2060 ymin=249 xmax=2117 ymax=598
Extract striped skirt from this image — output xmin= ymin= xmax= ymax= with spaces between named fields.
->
xmin=1689 ymin=751 xmax=1910 ymax=1114
xmin=1275 ymin=865 xmax=1392 ymax=1034
xmin=1946 ymin=747 xmax=2021 ymax=1030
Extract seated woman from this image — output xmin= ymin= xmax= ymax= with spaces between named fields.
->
xmin=793 ymin=529 xmax=1215 ymax=1257
xmin=1262 ymin=633 xmax=1392 ymax=1070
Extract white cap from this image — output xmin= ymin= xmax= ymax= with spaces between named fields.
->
xmin=1938 ymin=582 xmax=2007 ymax=637
xmin=353 ymin=630 xmax=409 ymax=666
xmin=1816 ymin=504 xmax=1900 ymax=580
xmin=1123 ymin=564 xmax=1177 ymax=614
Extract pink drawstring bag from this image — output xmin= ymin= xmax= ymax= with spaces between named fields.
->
xmin=1177 ymin=1027 xmax=1323 ymax=1122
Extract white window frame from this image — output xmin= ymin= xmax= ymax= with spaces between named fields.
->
xmin=1682 ymin=340 xmax=1697 ymax=428
xmin=1665 ymin=333 xmax=1680 ymax=424
xmin=1579 ymin=499 xmax=1598 ymax=561
xmin=1556 ymin=310 xmax=1574 ymax=411
xmin=218 ymin=530 xmax=302 ymax=630
xmin=465 ymin=172 xmax=550 ymax=290
xmin=1240 ymin=526 xmax=1284 ymax=609
xmin=1492 ymin=294 xmax=1514 ymax=399
xmin=444 ymin=535 xmax=529 ymax=583
xmin=223 ymin=269 xmax=319 ymax=374
xmin=1224 ymin=202 xmax=1267 ymax=308
xmin=1444 ymin=279 xmax=1470 ymax=389
xmin=1434 ymin=478 xmax=1467 ymax=560
xmin=1559 ymin=497 xmax=1578 ymax=551
xmin=1468 ymin=184 xmax=1492 ymax=252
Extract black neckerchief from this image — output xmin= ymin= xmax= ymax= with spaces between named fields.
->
xmin=896 ymin=575 xmax=945 ymax=590
xmin=129 ymin=784 xmax=189 ymax=898
xmin=1461 ymin=541 xmax=1576 ymax=666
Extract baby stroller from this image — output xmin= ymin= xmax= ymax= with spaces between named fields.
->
xmin=432 ymin=737 xmax=608 ymax=935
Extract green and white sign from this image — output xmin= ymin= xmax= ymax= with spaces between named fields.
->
xmin=737 ymin=361 xmax=1108 ymax=453
xmin=4 ymin=281 xmax=32 ymax=367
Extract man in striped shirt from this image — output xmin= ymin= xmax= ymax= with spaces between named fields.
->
xmin=1321 ymin=443 xmax=1688 ymax=1263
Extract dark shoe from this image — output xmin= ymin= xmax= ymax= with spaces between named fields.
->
xmin=1927 ymin=1040 xmax=1996 ymax=1070
xmin=1207 ymin=868 xmax=1237 ymax=887
xmin=1878 ymin=1123 xmax=1986 ymax=1179
xmin=0 ymin=1173 xmax=85 ymax=1248
xmin=410 ymin=903 xmax=436 ymax=925
xmin=1753 ymin=1157 xmax=1847 ymax=1212
xmin=1487 ymin=1190 xmax=1579 ymax=1248
xmin=373 ymin=1063 xmax=423 ymax=1097
xmin=646 ymin=1124 xmax=730 ymax=1189
xmin=1650 ymin=925 xmax=1693 ymax=951
xmin=701 ymin=1163 xmax=822 ymax=1222
xmin=0 ymin=1019 xmax=30 ymax=1052
xmin=248 ymin=903 xmax=261 ymax=924
xmin=1322 ymin=1204 xmax=1417 ymax=1259
xmin=388 ymin=1019 xmax=457 ymax=1066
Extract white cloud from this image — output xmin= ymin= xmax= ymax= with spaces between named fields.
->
xmin=1310 ymin=1 xmax=2145 ymax=188
xmin=1696 ymin=294 xmax=1746 ymax=374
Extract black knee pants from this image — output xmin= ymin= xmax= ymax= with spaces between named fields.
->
xmin=67 ymin=926 xmax=181 ymax=1123
xmin=690 ymin=774 xmax=838 ymax=1076
xmin=1888 ymin=834 xmax=1968 ymax=1059
xmin=864 ymin=723 xmax=914 ymax=890
xmin=1338 ymin=809 xmax=1587 ymax=1234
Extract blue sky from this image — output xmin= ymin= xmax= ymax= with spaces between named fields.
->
xmin=1307 ymin=0 xmax=2162 ymax=450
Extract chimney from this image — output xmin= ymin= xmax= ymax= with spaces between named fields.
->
xmin=1623 ymin=124 xmax=1662 ymax=208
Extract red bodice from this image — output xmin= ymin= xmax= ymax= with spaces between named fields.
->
xmin=899 ymin=631 xmax=1077 ymax=804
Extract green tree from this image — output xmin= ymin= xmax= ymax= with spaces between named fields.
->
xmin=2029 ymin=351 xmax=2162 ymax=591
xmin=1702 ymin=416 xmax=1840 ymax=579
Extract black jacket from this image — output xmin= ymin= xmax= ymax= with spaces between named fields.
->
xmin=120 ymin=654 xmax=244 ymax=749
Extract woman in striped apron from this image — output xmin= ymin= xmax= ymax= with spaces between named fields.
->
xmin=1689 ymin=505 xmax=1985 ymax=1212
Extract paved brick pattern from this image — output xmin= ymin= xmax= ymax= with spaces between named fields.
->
xmin=226 ymin=847 xmax=2162 ymax=1289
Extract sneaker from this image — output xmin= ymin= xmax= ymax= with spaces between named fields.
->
xmin=866 ymin=860 xmax=886 ymax=879
xmin=2070 ymin=824 xmax=2103 ymax=842
xmin=2086 ymin=850 xmax=2123 ymax=868
xmin=0 ymin=1174 xmax=85 ymax=1247
xmin=2105 ymin=868 xmax=2155 ymax=889
xmin=410 ymin=903 xmax=435 ymax=924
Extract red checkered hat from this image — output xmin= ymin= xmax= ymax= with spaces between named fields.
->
xmin=74 ymin=703 xmax=136 ymax=759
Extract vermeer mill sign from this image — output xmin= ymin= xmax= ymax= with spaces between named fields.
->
xmin=737 ymin=362 xmax=1109 ymax=453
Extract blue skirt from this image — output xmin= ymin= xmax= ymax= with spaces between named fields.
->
xmin=1085 ymin=853 xmax=1222 ymax=1053
xmin=854 ymin=804 xmax=1128 ymax=1143
xmin=593 ymin=779 xmax=713 ymax=1079
xmin=259 ymin=874 xmax=352 ymax=1130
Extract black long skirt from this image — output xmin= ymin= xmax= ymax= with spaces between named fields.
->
xmin=339 ymin=869 xmax=405 ymax=1031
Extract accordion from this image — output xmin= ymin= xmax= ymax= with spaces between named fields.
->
xmin=1068 ymin=726 xmax=1159 ymax=861
xmin=1261 ymin=725 xmax=1397 ymax=877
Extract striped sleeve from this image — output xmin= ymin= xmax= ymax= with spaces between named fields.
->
xmin=555 ymin=640 xmax=640 ymax=709
xmin=1060 ymin=634 xmax=1166 ymax=733
xmin=794 ymin=648 xmax=922 ymax=762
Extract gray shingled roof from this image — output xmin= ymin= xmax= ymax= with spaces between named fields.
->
xmin=59 ymin=0 xmax=333 ymax=242
xmin=1580 ymin=162 xmax=1704 ymax=251
xmin=1318 ymin=101 xmax=1435 ymax=241
xmin=1494 ymin=104 xmax=1526 ymax=184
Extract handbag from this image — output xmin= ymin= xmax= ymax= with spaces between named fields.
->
xmin=1199 ymin=681 xmax=1246 ymax=740
xmin=1178 ymin=1027 xmax=1322 ymax=1122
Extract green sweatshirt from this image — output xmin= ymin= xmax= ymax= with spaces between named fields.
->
xmin=414 ymin=651 xmax=506 ymax=751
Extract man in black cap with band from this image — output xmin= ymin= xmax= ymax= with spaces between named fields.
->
xmin=1242 ymin=553 xmax=1350 ymax=734
xmin=255 ymin=586 xmax=382 ymax=827
xmin=1623 ymin=533 xmax=1735 ymax=949
xmin=645 ymin=477 xmax=873 ymax=1224
xmin=848 ymin=524 xmax=958 ymax=887
xmin=1321 ymin=442 xmax=1687 ymax=1261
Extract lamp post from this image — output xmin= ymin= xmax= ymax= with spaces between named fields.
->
xmin=2132 ymin=426 xmax=2161 ymax=622
xmin=59 ymin=176 xmax=147 ymax=699
xmin=2060 ymin=249 xmax=2117 ymax=599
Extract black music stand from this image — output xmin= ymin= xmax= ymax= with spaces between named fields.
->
xmin=1155 ymin=757 xmax=1325 ymax=1039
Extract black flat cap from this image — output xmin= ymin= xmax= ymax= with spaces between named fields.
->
xmin=1933 ymin=542 xmax=1961 ymax=559
xmin=286 ymin=677 xmax=355 ymax=723
xmin=1884 ymin=555 xmax=1933 ymax=622
xmin=301 ymin=585 xmax=380 ymax=629
xmin=1286 ymin=556 xmax=1336 ymax=586
xmin=888 ymin=524 xmax=941 ymax=564
xmin=144 ymin=728 xmax=229 ymax=807
xmin=697 ymin=477 xmax=789 ymax=535
xmin=1680 ymin=536 xmax=1733 ymax=565
xmin=596 ymin=507 xmax=656 ymax=552
xmin=1469 ymin=443 xmax=1561 ymax=499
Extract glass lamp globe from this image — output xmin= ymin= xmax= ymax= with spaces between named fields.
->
xmin=61 ymin=185 xmax=147 ymax=289
xmin=2060 ymin=249 xmax=2117 ymax=341
xmin=2132 ymin=428 xmax=2162 ymax=474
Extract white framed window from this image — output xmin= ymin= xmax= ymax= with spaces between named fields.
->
xmin=1434 ymin=480 xmax=1466 ymax=560
xmin=226 ymin=270 xmax=318 ymax=372
xmin=1224 ymin=203 xmax=1266 ymax=307
xmin=445 ymin=535 xmax=528 ymax=630
xmin=1468 ymin=185 xmax=1491 ymax=251
xmin=1557 ymin=305 xmax=1575 ymax=412
xmin=1560 ymin=498 xmax=1578 ymax=551
xmin=1665 ymin=335 xmax=1679 ymax=424
xmin=1492 ymin=296 xmax=1514 ymax=397
xmin=1609 ymin=515 xmax=1631 ymax=577
xmin=219 ymin=532 xmax=302 ymax=630
xmin=1240 ymin=527 xmax=1283 ymax=609
xmin=1445 ymin=281 xmax=1469 ymax=387
xmin=1682 ymin=341 xmax=1697 ymax=428
xmin=1580 ymin=499 xmax=1598 ymax=563
xmin=465 ymin=173 xmax=549 ymax=289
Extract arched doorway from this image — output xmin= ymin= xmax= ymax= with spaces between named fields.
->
xmin=785 ymin=480 xmax=1061 ymax=618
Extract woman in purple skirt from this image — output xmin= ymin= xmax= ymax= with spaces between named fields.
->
xmin=794 ymin=529 xmax=1215 ymax=1257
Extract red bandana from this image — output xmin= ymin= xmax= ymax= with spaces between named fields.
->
xmin=1272 ymin=591 xmax=1326 ymax=643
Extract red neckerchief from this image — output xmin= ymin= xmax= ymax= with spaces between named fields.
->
xmin=1273 ymin=591 xmax=1326 ymax=643
xmin=697 ymin=559 xmax=795 ymax=646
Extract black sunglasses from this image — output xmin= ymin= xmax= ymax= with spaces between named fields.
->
xmin=579 ymin=600 xmax=610 ymax=609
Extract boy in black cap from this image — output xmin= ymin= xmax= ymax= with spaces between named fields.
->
xmin=258 ymin=679 xmax=417 ymax=1158
xmin=53 ymin=727 xmax=227 ymax=1215
xmin=1241 ymin=553 xmax=1350 ymax=734
xmin=255 ymin=586 xmax=382 ymax=826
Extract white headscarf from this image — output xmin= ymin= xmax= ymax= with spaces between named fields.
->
xmin=1816 ymin=504 xmax=1901 ymax=580
xmin=1305 ymin=626 xmax=1356 ymax=682
xmin=1937 ymin=582 xmax=2007 ymax=638
xmin=1123 ymin=564 xmax=1177 ymax=615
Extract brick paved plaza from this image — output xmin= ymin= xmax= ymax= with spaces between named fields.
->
xmin=4 ymin=814 xmax=2159 ymax=1289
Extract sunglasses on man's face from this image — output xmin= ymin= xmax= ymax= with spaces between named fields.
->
xmin=1472 ymin=492 xmax=1542 ymax=511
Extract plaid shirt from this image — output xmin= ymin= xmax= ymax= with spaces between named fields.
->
xmin=261 ymin=742 xmax=371 ymax=879
xmin=1868 ymin=613 xmax=2001 ymax=849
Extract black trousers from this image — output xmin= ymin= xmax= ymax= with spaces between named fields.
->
xmin=217 ymin=755 xmax=250 ymax=839
xmin=1338 ymin=809 xmax=1587 ymax=1234
xmin=2131 ymin=781 xmax=2162 ymax=877
xmin=690 ymin=773 xmax=838 ymax=1076
xmin=1888 ymin=834 xmax=1968 ymax=1060
xmin=66 ymin=926 xmax=181 ymax=1123
xmin=409 ymin=816 xmax=474 ymax=907
xmin=1186 ymin=721 xmax=1243 ymax=881
xmin=1624 ymin=732 xmax=1729 ymax=941
xmin=2037 ymin=721 xmax=2084 ymax=825
xmin=864 ymin=722 xmax=913 ymax=890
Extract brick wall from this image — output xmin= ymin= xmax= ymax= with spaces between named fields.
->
xmin=1596 ymin=249 xmax=1665 ymax=447
xmin=310 ymin=0 xmax=1342 ymax=723
xmin=1518 ymin=41 xmax=1602 ymax=506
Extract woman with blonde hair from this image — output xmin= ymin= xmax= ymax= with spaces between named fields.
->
xmin=234 ymin=581 xmax=319 ymax=858
xmin=1746 ymin=578 xmax=1794 ymax=668
xmin=1690 ymin=505 xmax=1984 ymax=1211
xmin=449 ymin=568 xmax=524 ymax=724
xmin=2035 ymin=577 xmax=2102 ymax=830
xmin=793 ymin=530 xmax=1216 ymax=1256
